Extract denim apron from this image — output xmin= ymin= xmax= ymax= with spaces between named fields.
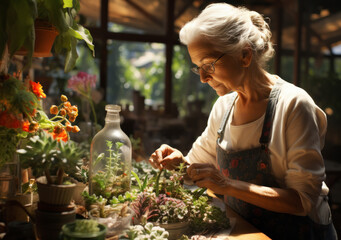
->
xmin=216 ymin=83 xmax=337 ymax=240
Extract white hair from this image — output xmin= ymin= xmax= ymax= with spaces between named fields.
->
xmin=179 ymin=3 xmax=274 ymax=69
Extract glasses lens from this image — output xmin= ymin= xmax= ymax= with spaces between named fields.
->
xmin=191 ymin=67 xmax=200 ymax=75
xmin=202 ymin=63 xmax=214 ymax=73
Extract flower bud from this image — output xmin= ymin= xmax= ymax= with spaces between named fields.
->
xmin=50 ymin=105 xmax=58 ymax=115
xmin=60 ymin=109 xmax=66 ymax=116
xmin=68 ymin=111 xmax=78 ymax=118
xmin=66 ymin=125 xmax=73 ymax=132
xmin=61 ymin=95 xmax=68 ymax=102
xmin=71 ymin=106 xmax=78 ymax=112
xmin=72 ymin=125 xmax=80 ymax=133
xmin=69 ymin=116 xmax=76 ymax=122
xmin=64 ymin=101 xmax=71 ymax=108
xmin=53 ymin=125 xmax=63 ymax=134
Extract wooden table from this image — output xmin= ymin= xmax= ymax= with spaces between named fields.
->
xmin=207 ymin=190 xmax=271 ymax=240
xmin=223 ymin=205 xmax=271 ymax=240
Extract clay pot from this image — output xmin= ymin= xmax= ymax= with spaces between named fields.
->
xmin=15 ymin=20 xmax=58 ymax=57
xmin=36 ymin=176 xmax=76 ymax=206
xmin=157 ymin=221 xmax=190 ymax=240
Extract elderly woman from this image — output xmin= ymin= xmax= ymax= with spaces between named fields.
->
xmin=148 ymin=3 xmax=337 ymax=240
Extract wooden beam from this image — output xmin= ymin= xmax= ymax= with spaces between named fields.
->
xmin=174 ymin=0 xmax=194 ymax=20
xmin=165 ymin=0 xmax=175 ymax=114
xmin=100 ymin=0 xmax=108 ymax=93
xmin=275 ymin=2 xmax=283 ymax=75
xmin=293 ymin=0 xmax=302 ymax=86
xmin=125 ymin=0 xmax=163 ymax=29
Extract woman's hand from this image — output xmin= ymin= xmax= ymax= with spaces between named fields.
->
xmin=187 ymin=163 xmax=230 ymax=195
xmin=148 ymin=144 xmax=186 ymax=170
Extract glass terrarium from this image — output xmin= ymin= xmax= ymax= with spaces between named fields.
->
xmin=89 ymin=105 xmax=131 ymax=199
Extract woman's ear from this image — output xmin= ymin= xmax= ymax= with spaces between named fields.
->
xmin=241 ymin=48 xmax=252 ymax=67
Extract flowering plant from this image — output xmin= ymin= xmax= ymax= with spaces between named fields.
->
xmin=0 ymin=72 xmax=79 ymax=168
xmin=67 ymin=72 xmax=98 ymax=125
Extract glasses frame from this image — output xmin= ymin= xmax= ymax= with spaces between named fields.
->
xmin=191 ymin=53 xmax=225 ymax=75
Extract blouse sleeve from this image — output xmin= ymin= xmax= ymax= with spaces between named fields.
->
xmin=282 ymin=89 xmax=327 ymax=215
xmin=185 ymin=96 xmax=228 ymax=167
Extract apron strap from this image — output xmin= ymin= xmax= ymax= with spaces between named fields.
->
xmin=259 ymin=81 xmax=283 ymax=146
xmin=217 ymin=92 xmax=238 ymax=143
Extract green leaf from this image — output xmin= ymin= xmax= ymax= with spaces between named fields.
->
xmin=43 ymin=0 xmax=68 ymax=33
xmin=93 ymin=153 xmax=104 ymax=167
xmin=63 ymin=0 xmax=73 ymax=8
xmin=68 ymin=26 xmax=94 ymax=53
xmin=7 ymin=0 xmax=37 ymax=58
xmin=155 ymin=169 xmax=163 ymax=196
xmin=0 ymin=0 xmax=9 ymax=59
xmin=141 ymin=175 xmax=149 ymax=192
xmin=64 ymin=36 xmax=78 ymax=72
xmin=131 ymin=171 xmax=142 ymax=190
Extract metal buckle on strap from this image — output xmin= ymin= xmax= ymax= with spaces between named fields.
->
xmin=217 ymin=129 xmax=223 ymax=138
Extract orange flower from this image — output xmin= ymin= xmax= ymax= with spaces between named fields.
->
xmin=29 ymin=81 xmax=46 ymax=99
xmin=50 ymin=105 xmax=58 ymax=115
xmin=22 ymin=120 xmax=30 ymax=132
xmin=51 ymin=128 xmax=68 ymax=142
xmin=61 ymin=95 xmax=68 ymax=102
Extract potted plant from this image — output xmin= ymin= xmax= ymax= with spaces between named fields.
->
xmin=17 ymin=93 xmax=83 ymax=204
xmin=0 ymin=72 xmax=60 ymax=200
xmin=60 ymin=219 xmax=107 ymax=240
xmin=0 ymin=0 xmax=94 ymax=72
xmin=129 ymin=163 xmax=231 ymax=239
xmin=18 ymin=130 xmax=84 ymax=205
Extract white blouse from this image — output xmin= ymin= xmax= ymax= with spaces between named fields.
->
xmin=185 ymin=77 xmax=331 ymax=224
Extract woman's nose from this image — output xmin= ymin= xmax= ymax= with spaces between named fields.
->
xmin=200 ymin=71 xmax=210 ymax=83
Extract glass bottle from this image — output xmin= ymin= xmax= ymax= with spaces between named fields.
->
xmin=89 ymin=105 xmax=131 ymax=199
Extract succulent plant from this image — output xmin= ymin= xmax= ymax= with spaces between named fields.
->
xmin=17 ymin=130 xmax=83 ymax=184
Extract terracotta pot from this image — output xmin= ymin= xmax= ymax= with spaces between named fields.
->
xmin=157 ymin=221 xmax=190 ymax=240
xmin=36 ymin=176 xmax=76 ymax=205
xmin=15 ymin=20 xmax=58 ymax=57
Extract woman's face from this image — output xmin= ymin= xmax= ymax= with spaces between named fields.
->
xmin=188 ymin=39 xmax=245 ymax=96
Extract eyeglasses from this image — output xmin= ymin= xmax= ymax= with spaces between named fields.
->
xmin=191 ymin=53 xmax=225 ymax=75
